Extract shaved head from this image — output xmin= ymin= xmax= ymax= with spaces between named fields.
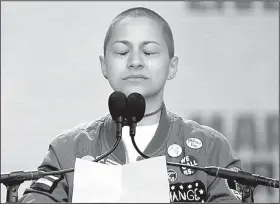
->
xmin=103 ymin=7 xmax=175 ymax=58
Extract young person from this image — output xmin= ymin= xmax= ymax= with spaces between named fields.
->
xmin=19 ymin=7 xmax=244 ymax=203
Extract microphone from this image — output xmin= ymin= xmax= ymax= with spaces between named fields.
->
xmin=1 ymin=170 xmax=44 ymax=185
xmin=126 ymin=93 xmax=146 ymax=137
xmin=167 ymin=162 xmax=279 ymax=189
xmin=126 ymin=93 xmax=149 ymax=159
xmin=93 ymin=91 xmax=127 ymax=161
xmin=108 ymin=91 xmax=127 ymax=138
xmin=203 ymin=166 xmax=279 ymax=188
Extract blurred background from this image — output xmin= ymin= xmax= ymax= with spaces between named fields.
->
xmin=1 ymin=1 xmax=279 ymax=203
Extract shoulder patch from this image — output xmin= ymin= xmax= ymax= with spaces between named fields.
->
xmin=30 ymin=174 xmax=63 ymax=193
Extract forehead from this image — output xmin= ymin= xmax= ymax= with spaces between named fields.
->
xmin=109 ymin=17 xmax=165 ymax=43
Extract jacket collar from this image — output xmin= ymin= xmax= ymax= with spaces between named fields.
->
xmin=104 ymin=103 xmax=172 ymax=164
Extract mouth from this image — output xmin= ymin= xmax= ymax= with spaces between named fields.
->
xmin=123 ymin=75 xmax=148 ymax=82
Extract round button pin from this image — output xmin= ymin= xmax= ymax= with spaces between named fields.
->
xmin=180 ymin=155 xmax=199 ymax=176
xmin=167 ymin=169 xmax=178 ymax=184
xmin=186 ymin=138 xmax=202 ymax=149
xmin=168 ymin=144 xmax=182 ymax=158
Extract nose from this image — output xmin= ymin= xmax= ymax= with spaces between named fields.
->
xmin=128 ymin=50 xmax=144 ymax=69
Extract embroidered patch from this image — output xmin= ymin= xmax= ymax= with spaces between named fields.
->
xmin=169 ymin=180 xmax=207 ymax=202
xmin=225 ymin=167 xmax=242 ymax=200
xmin=167 ymin=169 xmax=178 ymax=184
xmin=186 ymin=138 xmax=202 ymax=149
xmin=167 ymin=144 xmax=182 ymax=158
xmin=180 ymin=155 xmax=199 ymax=176
xmin=31 ymin=174 xmax=62 ymax=193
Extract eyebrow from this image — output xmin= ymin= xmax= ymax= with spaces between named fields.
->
xmin=112 ymin=40 xmax=160 ymax=46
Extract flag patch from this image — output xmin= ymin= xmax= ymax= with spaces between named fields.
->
xmin=35 ymin=178 xmax=53 ymax=187
xmin=31 ymin=174 xmax=62 ymax=193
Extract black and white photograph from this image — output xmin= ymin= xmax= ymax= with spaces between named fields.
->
xmin=1 ymin=1 xmax=279 ymax=203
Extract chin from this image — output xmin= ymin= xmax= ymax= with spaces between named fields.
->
xmin=113 ymin=84 xmax=161 ymax=99
xmin=121 ymin=87 xmax=148 ymax=97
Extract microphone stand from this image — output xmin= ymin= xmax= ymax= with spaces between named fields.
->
xmin=130 ymin=136 xmax=279 ymax=203
xmin=1 ymin=120 xmax=123 ymax=203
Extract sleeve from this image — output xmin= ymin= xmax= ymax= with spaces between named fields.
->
xmin=18 ymin=145 xmax=69 ymax=203
xmin=205 ymin=131 xmax=249 ymax=203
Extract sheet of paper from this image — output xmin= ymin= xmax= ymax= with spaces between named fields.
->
xmin=72 ymin=156 xmax=170 ymax=203
xmin=121 ymin=156 xmax=170 ymax=203
xmin=72 ymin=158 xmax=122 ymax=203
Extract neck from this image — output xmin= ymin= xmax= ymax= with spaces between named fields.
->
xmin=137 ymin=92 xmax=163 ymax=127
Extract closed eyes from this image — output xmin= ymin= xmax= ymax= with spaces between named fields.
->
xmin=117 ymin=51 xmax=157 ymax=56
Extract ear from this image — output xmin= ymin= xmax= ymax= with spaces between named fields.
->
xmin=99 ymin=55 xmax=108 ymax=79
xmin=167 ymin=56 xmax=178 ymax=80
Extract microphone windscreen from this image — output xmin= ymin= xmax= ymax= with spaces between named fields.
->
xmin=108 ymin=91 xmax=127 ymax=121
xmin=126 ymin=92 xmax=146 ymax=123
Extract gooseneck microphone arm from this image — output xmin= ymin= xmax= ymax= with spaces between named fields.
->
xmin=130 ymin=136 xmax=149 ymax=159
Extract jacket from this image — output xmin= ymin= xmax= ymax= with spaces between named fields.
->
xmin=19 ymin=105 xmax=244 ymax=203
